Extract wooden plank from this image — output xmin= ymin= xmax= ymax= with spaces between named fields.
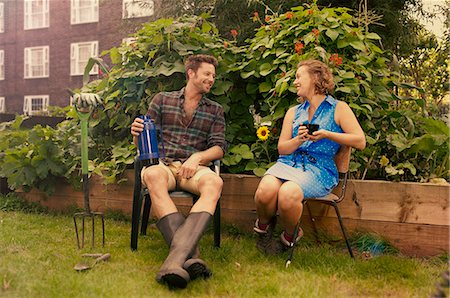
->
xmin=309 ymin=217 xmax=449 ymax=257
xmin=14 ymin=173 xmax=449 ymax=257
xmin=339 ymin=180 xmax=449 ymax=225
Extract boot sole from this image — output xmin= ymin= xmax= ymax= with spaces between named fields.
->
xmin=161 ymin=273 xmax=188 ymax=289
xmin=185 ymin=261 xmax=212 ymax=280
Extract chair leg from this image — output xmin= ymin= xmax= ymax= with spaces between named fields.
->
xmin=332 ymin=202 xmax=354 ymax=259
xmin=131 ymin=187 xmax=143 ymax=251
xmin=305 ymin=200 xmax=320 ymax=243
xmin=140 ymin=194 xmax=151 ymax=235
xmin=213 ymin=200 xmax=221 ymax=248
xmin=286 ymin=220 xmax=301 ymax=268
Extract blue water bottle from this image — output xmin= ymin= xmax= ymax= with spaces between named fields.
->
xmin=138 ymin=115 xmax=160 ymax=166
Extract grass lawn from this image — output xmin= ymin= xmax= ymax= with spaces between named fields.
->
xmin=0 ymin=197 xmax=448 ymax=297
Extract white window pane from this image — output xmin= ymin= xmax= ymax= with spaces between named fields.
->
xmin=24 ymin=46 xmax=49 ymax=78
xmin=72 ymin=0 xmax=98 ymax=24
xmin=0 ymin=97 xmax=5 ymax=113
xmin=123 ymin=0 xmax=154 ymax=19
xmin=24 ymin=95 xmax=49 ymax=115
xmin=0 ymin=3 xmax=4 ymax=33
xmin=70 ymin=41 xmax=98 ymax=75
xmin=0 ymin=50 xmax=4 ymax=80
xmin=25 ymin=0 xmax=49 ymax=30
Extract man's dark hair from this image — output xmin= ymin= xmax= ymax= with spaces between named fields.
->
xmin=185 ymin=54 xmax=218 ymax=80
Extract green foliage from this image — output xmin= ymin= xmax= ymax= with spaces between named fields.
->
xmin=227 ymin=2 xmax=449 ymax=181
xmin=0 ymin=193 xmax=48 ymax=213
xmin=0 ymin=117 xmax=75 ymax=194
xmin=0 ymin=4 xmax=448 ymax=193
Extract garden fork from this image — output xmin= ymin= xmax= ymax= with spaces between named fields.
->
xmin=72 ymin=96 xmax=105 ymax=249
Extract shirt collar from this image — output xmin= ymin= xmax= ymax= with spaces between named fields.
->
xmin=178 ymin=87 xmax=210 ymax=106
xmin=301 ymin=95 xmax=332 ymax=109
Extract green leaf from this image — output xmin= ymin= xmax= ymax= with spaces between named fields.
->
xmin=253 ymin=167 xmax=266 ymax=177
xmin=365 ymin=33 xmax=381 ymax=40
xmin=325 ymin=29 xmax=339 ymax=41
xmin=349 ymin=41 xmax=366 ymax=51
xmin=259 ymin=82 xmax=272 ymax=93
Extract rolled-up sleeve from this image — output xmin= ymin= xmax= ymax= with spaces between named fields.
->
xmin=208 ymin=106 xmax=227 ymax=154
xmin=147 ymin=93 xmax=162 ymax=124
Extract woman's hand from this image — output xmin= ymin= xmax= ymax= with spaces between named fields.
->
xmin=297 ymin=125 xmax=309 ymax=142
xmin=308 ymin=129 xmax=328 ymax=142
xmin=131 ymin=117 xmax=144 ymax=137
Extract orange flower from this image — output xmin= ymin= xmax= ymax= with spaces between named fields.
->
xmin=265 ymin=15 xmax=271 ymax=22
xmin=295 ymin=41 xmax=304 ymax=54
xmin=307 ymin=9 xmax=314 ymax=15
xmin=285 ymin=11 xmax=294 ymax=19
xmin=312 ymin=28 xmax=320 ymax=36
xmin=252 ymin=11 xmax=259 ymax=22
xmin=330 ymin=53 xmax=343 ymax=66
xmin=223 ymin=41 xmax=228 ymax=48
xmin=231 ymin=29 xmax=238 ymax=38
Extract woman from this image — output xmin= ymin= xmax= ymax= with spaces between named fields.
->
xmin=253 ymin=59 xmax=366 ymax=254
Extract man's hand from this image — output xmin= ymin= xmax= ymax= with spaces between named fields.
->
xmin=131 ymin=117 xmax=144 ymax=137
xmin=178 ymin=153 xmax=202 ymax=179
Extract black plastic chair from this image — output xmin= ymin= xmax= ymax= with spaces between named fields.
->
xmin=130 ymin=158 xmax=221 ymax=251
xmin=286 ymin=146 xmax=354 ymax=267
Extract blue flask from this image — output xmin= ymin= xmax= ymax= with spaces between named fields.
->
xmin=138 ymin=115 xmax=160 ymax=166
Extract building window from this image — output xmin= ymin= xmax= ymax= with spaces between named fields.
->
xmin=0 ymin=97 xmax=5 ymax=113
xmin=24 ymin=0 xmax=49 ymax=30
xmin=0 ymin=50 xmax=4 ymax=80
xmin=0 ymin=2 xmax=4 ymax=33
xmin=71 ymin=0 xmax=98 ymax=24
xmin=23 ymin=95 xmax=49 ymax=115
xmin=123 ymin=0 xmax=154 ymax=19
xmin=24 ymin=46 xmax=49 ymax=78
xmin=70 ymin=41 xmax=98 ymax=76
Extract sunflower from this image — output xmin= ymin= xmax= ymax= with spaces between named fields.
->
xmin=256 ymin=126 xmax=270 ymax=141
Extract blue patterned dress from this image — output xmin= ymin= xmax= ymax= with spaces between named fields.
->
xmin=265 ymin=95 xmax=343 ymax=198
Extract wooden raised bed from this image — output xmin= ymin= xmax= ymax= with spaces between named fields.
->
xmin=16 ymin=172 xmax=449 ymax=257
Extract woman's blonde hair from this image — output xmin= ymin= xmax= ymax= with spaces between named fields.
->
xmin=297 ymin=59 xmax=335 ymax=95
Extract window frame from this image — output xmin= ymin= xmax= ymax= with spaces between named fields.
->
xmin=24 ymin=46 xmax=49 ymax=79
xmin=23 ymin=95 xmax=49 ymax=115
xmin=0 ymin=2 xmax=4 ymax=33
xmin=0 ymin=49 xmax=4 ymax=80
xmin=70 ymin=41 xmax=98 ymax=76
xmin=71 ymin=0 xmax=99 ymax=25
xmin=0 ymin=97 xmax=5 ymax=113
xmin=24 ymin=0 xmax=50 ymax=30
xmin=122 ymin=0 xmax=154 ymax=19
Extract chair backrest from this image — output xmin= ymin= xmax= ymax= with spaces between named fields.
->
xmin=334 ymin=145 xmax=351 ymax=174
xmin=334 ymin=145 xmax=351 ymax=203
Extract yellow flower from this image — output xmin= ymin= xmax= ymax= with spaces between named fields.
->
xmin=380 ymin=155 xmax=389 ymax=167
xmin=256 ymin=126 xmax=270 ymax=141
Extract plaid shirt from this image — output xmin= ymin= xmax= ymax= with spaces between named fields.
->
xmin=147 ymin=88 xmax=227 ymax=163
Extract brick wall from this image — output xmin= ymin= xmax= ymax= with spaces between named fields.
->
xmin=0 ymin=0 xmax=160 ymax=114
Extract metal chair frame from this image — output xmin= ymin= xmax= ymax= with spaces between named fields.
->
xmin=286 ymin=146 xmax=354 ymax=267
xmin=130 ymin=158 xmax=221 ymax=251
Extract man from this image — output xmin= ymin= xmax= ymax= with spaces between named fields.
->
xmin=130 ymin=54 xmax=226 ymax=289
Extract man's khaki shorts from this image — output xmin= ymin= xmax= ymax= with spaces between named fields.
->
xmin=141 ymin=161 xmax=215 ymax=195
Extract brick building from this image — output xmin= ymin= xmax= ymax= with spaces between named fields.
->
xmin=0 ymin=0 xmax=159 ymax=115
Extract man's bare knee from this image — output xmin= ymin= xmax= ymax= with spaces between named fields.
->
xmin=143 ymin=168 xmax=168 ymax=190
xmin=198 ymin=174 xmax=223 ymax=193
